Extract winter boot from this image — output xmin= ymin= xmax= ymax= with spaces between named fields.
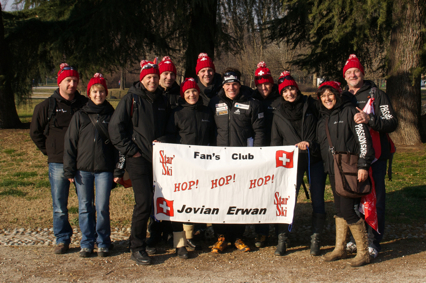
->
xmin=323 ymin=216 xmax=348 ymax=262
xmin=183 ymin=224 xmax=201 ymax=250
xmin=274 ymin=233 xmax=287 ymax=256
xmin=310 ymin=213 xmax=326 ymax=256
xmin=173 ymin=231 xmax=188 ymax=259
xmin=211 ymin=235 xmax=227 ymax=253
xmin=347 ymin=219 xmax=370 ymax=267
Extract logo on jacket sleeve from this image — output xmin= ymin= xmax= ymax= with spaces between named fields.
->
xmin=276 ymin=150 xmax=294 ymax=168
xmin=156 ymin=197 xmax=174 ymax=216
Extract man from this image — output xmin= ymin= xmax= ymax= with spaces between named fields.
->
xmin=108 ymin=60 xmax=169 ymax=265
xmin=342 ymin=54 xmax=397 ymax=259
xmin=195 ymin=53 xmax=222 ymax=106
xmin=208 ymin=68 xmax=266 ymax=253
xmin=158 ymin=56 xmax=181 ymax=109
xmin=30 ymin=63 xmax=88 ymax=254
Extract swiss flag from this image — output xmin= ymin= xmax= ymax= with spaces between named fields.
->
xmin=156 ymin=197 xmax=174 ymax=217
xmin=276 ymin=150 xmax=294 ymax=168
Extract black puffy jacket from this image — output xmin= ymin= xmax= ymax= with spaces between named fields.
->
xmin=164 ymin=97 xmax=215 ymax=145
xmin=30 ymin=90 xmax=88 ymax=163
xmin=209 ymin=87 xmax=266 ymax=147
xmin=158 ymin=81 xmax=181 ymax=110
xmin=252 ymin=84 xmax=281 ymax=146
xmin=108 ymin=81 xmax=170 ymax=162
xmin=196 ymin=73 xmax=223 ymax=107
xmin=343 ymin=80 xmax=397 ymax=160
xmin=316 ymin=99 xmax=375 ymax=174
xmin=271 ymin=95 xmax=321 ymax=163
xmin=63 ymin=101 xmax=122 ymax=178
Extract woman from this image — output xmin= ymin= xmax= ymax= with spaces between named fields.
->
xmin=270 ymin=71 xmax=327 ymax=256
xmin=316 ymin=81 xmax=374 ymax=267
xmin=64 ymin=73 xmax=122 ymax=258
xmin=163 ymin=77 xmax=215 ymax=259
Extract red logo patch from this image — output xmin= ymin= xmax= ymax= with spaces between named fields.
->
xmin=156 ymin=197 xmax=174 ymax=216
xmin=276 ymin=150 xmax=294 ymax=168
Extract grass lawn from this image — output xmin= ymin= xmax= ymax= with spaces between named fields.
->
xmin=0 ymin=103 xmax=425 ymax=230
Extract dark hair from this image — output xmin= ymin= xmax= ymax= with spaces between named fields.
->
xmin=317 ymin=86 xmax=341 ymax=98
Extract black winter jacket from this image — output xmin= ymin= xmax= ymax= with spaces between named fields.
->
xmin=343 ymin=80 xmax=397 ymax=160
xmin=164 ymin=97 xmax=215 ymax=145
xmin=108 ymin=81 xmax=170 ymax=162
xmin=252 ymin=84 xmax=281 ymax=146
xmin=196 ymin=73 xmax=223 ymax=107
xmin=271 ymin=95 xmax=321 ymax=163
xmin=209 ymin=87 xmax=266 ymax=147
xmin=316 ymin=99 xmax=375 ymax=174
xmin=63 ymin=101 xmax=122 ymax=178
xmin=158 ymin=82 xmax=181 ymax=110
xmin=30 ymin=90 xmax=88 ymax=163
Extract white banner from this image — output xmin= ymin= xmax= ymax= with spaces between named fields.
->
xmin=153 ymin=143 xmax=299 ymax=224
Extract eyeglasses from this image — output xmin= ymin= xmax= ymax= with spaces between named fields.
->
xmin=59 ymin=66 xmax=75 ymax=75
xmin=277 ymin=75 xmax=293 ymax=84
xmin=142 ymin=63 xmax=158 ymax=70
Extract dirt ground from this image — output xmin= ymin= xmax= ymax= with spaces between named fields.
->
xmin=1 ymin=237 xmax=425 ymax=282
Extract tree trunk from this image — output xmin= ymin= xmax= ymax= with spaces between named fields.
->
xmin=386 ymin=0 xmax=424 ymax=145
xmin=0 ymin=5 xmax=22 ymax=128
xmin=120 ymin=67 xmax=125 ymax=90
xmin=184 ymin=0 xmax=217 ymax=78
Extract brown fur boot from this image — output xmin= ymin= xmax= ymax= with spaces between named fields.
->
xmin=347 ymin=219 xmax=370 ymax=267
xmin=323 ymin=216 xmax=348 ymax=262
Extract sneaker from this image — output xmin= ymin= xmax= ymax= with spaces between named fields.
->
xmin=346 ymin=241 xmax=357 ymax=253
xmin=146 ymin=246 xmax=157 ymax=255
xmin=54 ymin=243 xmax=69 ymax=254
xmin=255 ymin=235 xmax=267 ymax=248
xmin=368 ymin=247 xmax=378 ymax=259
xmin=79 ymin=248 xmax=93 ymax=258
xmin=187 ymin=239 xmax=202 ymax=251
xmin=97 ymin=247 xmax=110 ymax=257
xmin=211 ymin=235 xmax=227 ymax=253
xmin=235 ymin=238 xmax=250 ymax=252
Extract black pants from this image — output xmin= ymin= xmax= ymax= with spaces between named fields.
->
xmin=329 ymin=174 xmax=360 ymax=224
xmin=126 ymin=156 xmax=153 ymax=252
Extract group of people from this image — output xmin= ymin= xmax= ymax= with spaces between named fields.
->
xmin=30 ymin=53 xmax=397 ymax=268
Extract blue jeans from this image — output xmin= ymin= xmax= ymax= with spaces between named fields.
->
xmin=49 ymin=163 xmax=72 ymax=245
xmin=75 ymin=171 xmax=113 ymax=249
xmin=369 ymin=160 xmax=387 ymax=252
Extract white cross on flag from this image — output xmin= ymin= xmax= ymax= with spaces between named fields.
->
xmin=156 ymin=197 xmax=174 ymax=216
xmin=275 ymin=150 xmax=294 ymax=168
xmin=258 ymin=70 xmax=264 ymax=76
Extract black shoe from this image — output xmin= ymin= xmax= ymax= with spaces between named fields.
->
xmin=146 ymin=246 xmax=157 ymax=255
xmin=79 ymin=248 xmax=93 ymax=258
xmin=176 ymin=247 xmax=189 ymax=259
xmin=131 ymin=250 xmax=152 ymax=265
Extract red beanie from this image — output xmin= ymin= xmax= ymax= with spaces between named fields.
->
xmin=87 ymin=73 xmax=108 ymax=96
xmin=254 ymin=61 xmax=274 ymax=86
xmin=180 ymin=78 xmax=200 ymax=98
xmin=139 ymin=60 xmax=159 ymax=81
xmin=57 ymin=63 xmax=79 ymax=85
xmin=195 ymin=53 xmax=215 ymax=75
xmin=318 ymin=81 xmax=342 ymax=98
xmin=278 ymin=71 xmax=299 ymax=94
xmin=343 ymin=54 xmax=364 ymax=77
xmin=159 ymin=56 xmax=177 ymax=75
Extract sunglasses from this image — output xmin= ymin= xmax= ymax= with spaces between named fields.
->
xmin=223 ymin=71 xmax=239 ymax=78
xmin=142 ymin=63 xmax=158 ymax=70
xmin=59 ymin=66 xmax=76 ymax=75
xmin=277 ymin=75 xmax=293 ymax=85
